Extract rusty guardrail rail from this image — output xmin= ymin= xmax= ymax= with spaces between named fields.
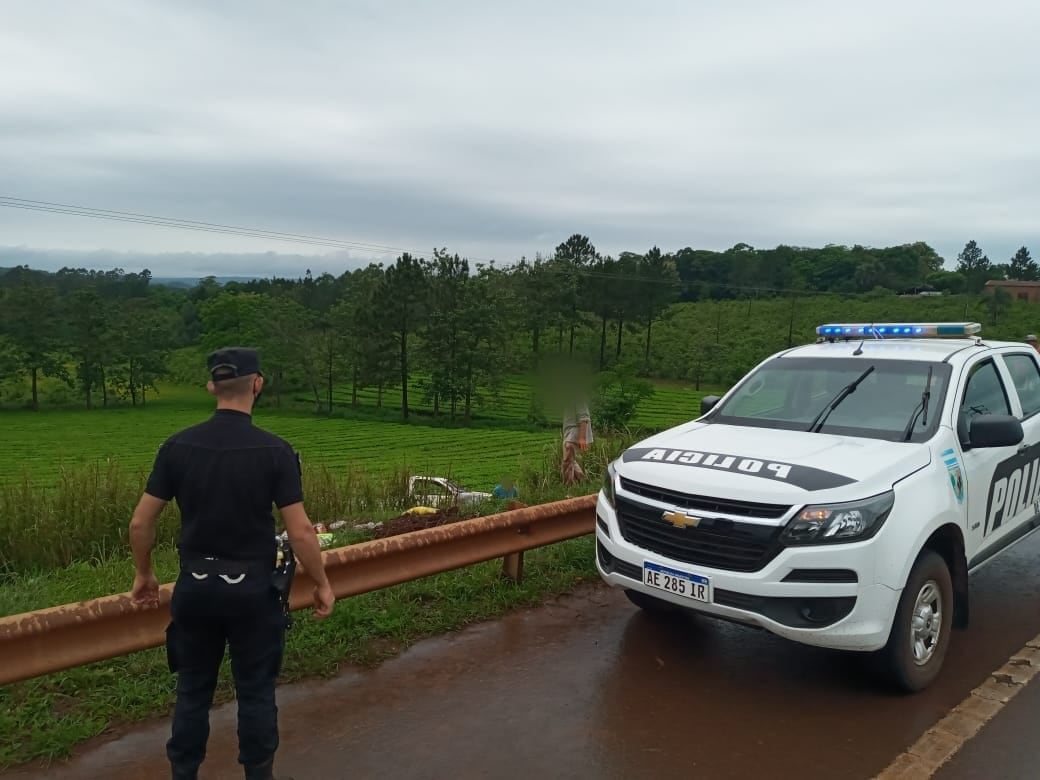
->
xmin=0 ymin=495 xmax=596 ymax=686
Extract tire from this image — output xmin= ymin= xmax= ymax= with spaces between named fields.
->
xmin=876 ymin=550 xmax=954 ymax=693
xmin=624 ymin=588 xmax=681 ymax=613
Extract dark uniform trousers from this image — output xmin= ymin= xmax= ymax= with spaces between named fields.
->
xmin=166 ymin=558 xmax=287 ymax=779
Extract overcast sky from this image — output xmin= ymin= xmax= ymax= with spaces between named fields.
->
xmin=2 ymin=0 xmax=1037 ymax=278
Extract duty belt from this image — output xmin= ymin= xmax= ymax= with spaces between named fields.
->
xmin=179 ymin=557 xmax=272 ymax=582
xmin=179 ymin=544 xmax=297 ymax=628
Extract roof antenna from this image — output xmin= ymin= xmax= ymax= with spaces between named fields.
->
xmin=851 ymin=320 xmax=875 ymax=355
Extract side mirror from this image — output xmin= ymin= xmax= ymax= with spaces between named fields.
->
xmin=701 ymin=395 xmax=722 ymax=416
xmin=969 ymin=414 xmax=1024 ymax=449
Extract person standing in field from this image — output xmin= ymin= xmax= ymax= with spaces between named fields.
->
xmin=128 ymin=347 xmax=335 ymax=780
xmin=562 ymin=398 xmax=593 ymax=485
xmin=538 ymin=355 xmax=595 ymax=487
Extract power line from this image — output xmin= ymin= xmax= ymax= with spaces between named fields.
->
xmin=1 ymin=197 xmax=408 ymax=252
xmin=0 ymin=194 xmax=844 ymax=296
xmin=0 ymin=202 xmax=360 ymax=251
xmin=0 ymin=196 xmax=424 ymax=255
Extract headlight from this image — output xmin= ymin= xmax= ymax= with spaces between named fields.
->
xmin=781 ymin=491 xmax=894 ymax=545
xmin=602 ymin=461 xmax=617 ymax=508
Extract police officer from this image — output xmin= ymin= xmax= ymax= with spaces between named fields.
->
xmin=128 ymin=347 xmax=335 ymax=780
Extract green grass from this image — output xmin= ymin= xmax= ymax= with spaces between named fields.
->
xmin=0 ymin=368 xmax=675 ymax=576
xmin=0 ymin=427 xmax=627 ymax=578
xmin=637 ymin=378 xmax=710 ymax=427
xmin=0 ymin=536 xmax=598 ymax=770
xmin=0 ymin=376 xmax=707 ymax=490
xmin=0 ymin=386 xmax=555 ymax=490
xmin=331 ymin=374 xmax=703 ymax=430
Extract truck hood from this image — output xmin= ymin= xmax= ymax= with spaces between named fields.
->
xmin=617 ymin=422 xmax=930 ymax=506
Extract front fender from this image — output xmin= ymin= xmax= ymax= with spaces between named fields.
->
xmin=874 ymin=464 xmax=966 ymax=590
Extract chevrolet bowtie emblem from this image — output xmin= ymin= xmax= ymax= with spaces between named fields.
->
xmin=662 ymin=510 xmax=701 ymax=529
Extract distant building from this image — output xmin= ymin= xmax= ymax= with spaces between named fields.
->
xmin=984 ymin=280 xmax=1040 ymax=303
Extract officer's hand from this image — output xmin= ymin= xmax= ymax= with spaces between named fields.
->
xmin=313 ymin=582 xmax=335 ymax=619
xmin=132 ymin=571 xmax=160 ymax=607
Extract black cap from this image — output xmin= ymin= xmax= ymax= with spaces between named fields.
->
xmin=207 ymin=347 xmax=262 ymax=382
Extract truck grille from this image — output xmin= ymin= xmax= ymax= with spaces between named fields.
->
xmin=619 ymin=477 xmax=790 ymax=520
xmin=615 ymin=496 xmax=783 ymax=573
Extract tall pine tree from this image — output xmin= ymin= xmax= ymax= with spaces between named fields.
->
xmin=1008 ymin=246 xmax=1038 ymax=281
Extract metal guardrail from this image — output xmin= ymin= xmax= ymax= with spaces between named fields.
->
xmin=0 ymin=495 xmax=596 ymax=686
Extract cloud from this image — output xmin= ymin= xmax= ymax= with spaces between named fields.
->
xmin=1 ymin=0 xmax=1037 ymax=274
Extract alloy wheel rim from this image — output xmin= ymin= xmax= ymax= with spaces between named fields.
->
xmin=910 ymin=580 xmax=942 ymax=666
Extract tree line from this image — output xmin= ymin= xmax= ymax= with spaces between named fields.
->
xmin=0 ymin=236 xmax=1033 ymax=415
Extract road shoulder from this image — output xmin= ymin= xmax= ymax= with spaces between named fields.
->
xmin=878 ymin=639 xmax=1040 ymax=779
xmin=932 ymin=670 xmax=1040 ymax=780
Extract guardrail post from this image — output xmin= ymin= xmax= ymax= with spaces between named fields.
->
xmin=502 ymin=551 xmax=525 ymax=583
xmin=500 ymin=500 xmax=528 ymax=583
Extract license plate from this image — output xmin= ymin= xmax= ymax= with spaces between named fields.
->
xmin=642 ymin=561 xmax=712 ymax=603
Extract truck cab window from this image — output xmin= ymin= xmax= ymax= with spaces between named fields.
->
xmin=1003 ymin=353 xmax=1040 ymax=418
xmin=960 ymin=360 xmax=1010 ymax=419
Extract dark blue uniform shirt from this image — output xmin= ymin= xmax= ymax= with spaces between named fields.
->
xmin=145 ymin=409 xmax=303 ymax=566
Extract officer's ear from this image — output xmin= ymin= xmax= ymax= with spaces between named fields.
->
xmin=206 ymin=380 xmax=217 ymax=397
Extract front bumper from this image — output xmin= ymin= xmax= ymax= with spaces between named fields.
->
xmin=595 ymin=495 xmax=900 ymax=652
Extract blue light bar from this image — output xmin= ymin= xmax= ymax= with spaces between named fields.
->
xmin=816 ymin=322 xmax=982 ymax=339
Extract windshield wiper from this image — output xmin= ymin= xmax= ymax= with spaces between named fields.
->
xmin=901 ymin=365 xmax=934 ymax=442
xmin=807 ymin=365 xmax=876 ymax=433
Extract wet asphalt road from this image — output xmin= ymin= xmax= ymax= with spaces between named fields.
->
xmin=934 ymin=673 xmax=1040 ymax=780
xmin=8 ymin=531 xmax=1040 ymax=780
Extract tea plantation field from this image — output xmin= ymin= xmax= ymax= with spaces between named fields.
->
xmin=0 ymin=378 xmax=706 ymax=488
xmin=332 ymin=374 xmax=702 ymax=429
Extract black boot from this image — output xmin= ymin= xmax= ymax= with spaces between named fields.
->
xmin=171 ymin=768 xmax=198 ymax=780
xmin=244 ymin=758 xmax=294 ymax=780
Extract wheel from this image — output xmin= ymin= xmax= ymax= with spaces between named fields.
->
xmin=624 ymin=588 xmax=681 ymax=613
xmin=876 ymin=550 xmax=953 ymax=692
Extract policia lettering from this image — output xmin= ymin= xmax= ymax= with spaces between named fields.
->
xmin=621 ymin=448 xmax=856 ymax=491
xmin=985 ymin=441 xmax=1040 ymax=536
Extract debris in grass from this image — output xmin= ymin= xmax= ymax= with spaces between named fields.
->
xmin=371 ymin=505 xmax=465 ymax=538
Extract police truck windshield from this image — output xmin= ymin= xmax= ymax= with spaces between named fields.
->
xmin=709 ymin=357 xmax=952 ymax=442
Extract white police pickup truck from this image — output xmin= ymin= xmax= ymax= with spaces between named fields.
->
xmin=596 ymin=322 xmax=1040 ymax=691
